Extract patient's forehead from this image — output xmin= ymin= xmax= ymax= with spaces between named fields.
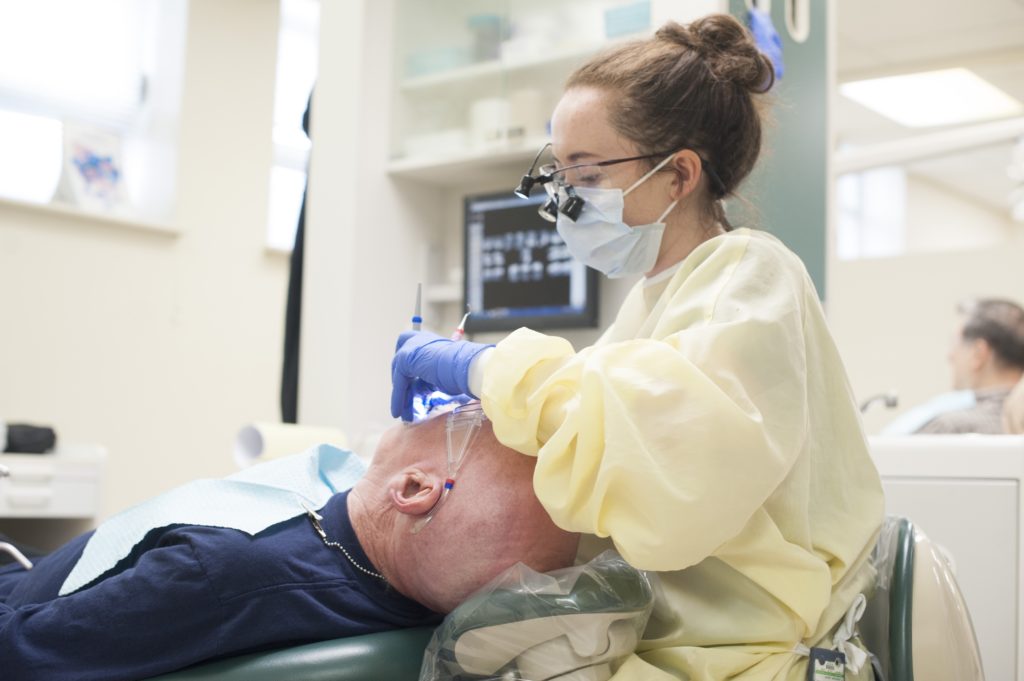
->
xmin=374 ymin=413 xmax=447 ymax=466
xmin=376 ymin=409 xmax=522 ymax=480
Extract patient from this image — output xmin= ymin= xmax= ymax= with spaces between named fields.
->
xmin=0 ymin=406 xmax=579 ymax=681
xmin=916 ymin=298 xmax=1024 ymax=434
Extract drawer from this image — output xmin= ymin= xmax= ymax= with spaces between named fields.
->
xmin=0 ymin=479 xmax=102 ymax=517
xmin=0 ymin=446 xmax=105 ymax=518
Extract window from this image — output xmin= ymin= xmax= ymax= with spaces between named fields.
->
xmin=0 ymin=2 xmax=147 ymax=127
xmin=0 ymin=111 xmax=63 ymax=203
xmin=836 ymin=167 xmax=906 ymax=260
xmin=836 ymin=138 xmax=1021 ymax=260
xmin=267 ymin=0 xmax=320 ymax=252
xmin=0 ymin=0 xmax=186 ymax=219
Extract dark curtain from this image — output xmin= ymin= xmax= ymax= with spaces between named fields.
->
xmin=281 ymin=91 xmax=313 ymax=423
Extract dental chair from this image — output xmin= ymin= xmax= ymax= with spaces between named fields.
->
xmin=860 ymin=516 xmax=985 ymax=681
xmin=9 ymin=512 xmax=985 ymax=680
xmin=155 ymin=517 xmax=988 ymax=681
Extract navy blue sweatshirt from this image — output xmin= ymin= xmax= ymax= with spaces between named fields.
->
xmin=0 ymin=491 xmax=440 ymax=680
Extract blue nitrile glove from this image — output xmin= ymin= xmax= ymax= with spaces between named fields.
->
xmin=390 ymin=330 xmax=494 ymax=421
xmin=747 ymin=7 xmax=784 ymax=82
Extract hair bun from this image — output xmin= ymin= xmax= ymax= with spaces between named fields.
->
xmin=654 ymin=21 xmax=701 ymax=52
xmin=658 ymin=15 xmax=774 ymax=93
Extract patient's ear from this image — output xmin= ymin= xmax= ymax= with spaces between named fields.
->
xmin=388 ymin=468 xmax=443 ymax=516
xmin=972 ymin=339 xmax=993 ymax=370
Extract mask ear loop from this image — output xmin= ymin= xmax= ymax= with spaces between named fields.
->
xmin=624 ymin=153 xmax=681 ymax=225
xmin=655 ymin=198 xmax=680 ymax=223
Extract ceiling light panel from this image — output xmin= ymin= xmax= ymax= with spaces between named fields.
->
xmin=840 ymin=68 xmax=1024 ymax=128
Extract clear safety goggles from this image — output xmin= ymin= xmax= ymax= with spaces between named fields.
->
xmin=514 ymin=142 xmax=726 ymax=222
xmin=409 ymin=402 xmax=488 ymax=534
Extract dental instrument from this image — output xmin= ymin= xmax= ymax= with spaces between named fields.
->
xmin=451 ymin=308 xmax=470 ymax=341
xmin=412 ymin=283 xmax=422 ymax=331
xmin=408 ymin=309 xmax=477 ymax=422
xmin=0 ymin=542 xmax=34 ymax=570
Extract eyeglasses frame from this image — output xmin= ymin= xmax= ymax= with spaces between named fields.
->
xmin=514 ymin=142 xmax=727 ymax=222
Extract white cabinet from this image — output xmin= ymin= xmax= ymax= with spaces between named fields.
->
xmin=0 ymin=446 xmax=105 ymax=518
xmin=0 ymin=446 xmax=105 ymax=551
xmin=870 ymin=435 xmax=1024 ymax=681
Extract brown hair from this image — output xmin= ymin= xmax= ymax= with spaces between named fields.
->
xmin=565 ymin=14 xmax=774 ymax=228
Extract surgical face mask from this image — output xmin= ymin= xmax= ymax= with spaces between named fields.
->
xmin=553 ymin=154 xmax=679 ymax=279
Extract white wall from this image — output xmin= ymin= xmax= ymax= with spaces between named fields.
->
xmin=300 ymin=0 xmax=442 ymax=451
xmin=904 ymin=173 xmax=1013 ymax=253
xmin=0 ymin=0 xmax=289 ymax=518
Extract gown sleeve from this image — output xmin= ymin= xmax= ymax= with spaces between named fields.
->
xmin=480 ymin=233 xmax=815 ymax=571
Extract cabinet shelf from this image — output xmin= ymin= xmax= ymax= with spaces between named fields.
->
xmin=387 ymin=136 xmax=549 ymax=186
xmin=424 ymin=283 xmax=462 ymax=304
xmin=399 ymin=41 xmax=618 ymax=95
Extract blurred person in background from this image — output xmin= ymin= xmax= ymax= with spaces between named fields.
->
xmin=915 ymin=298 xmax=1024 ymax=434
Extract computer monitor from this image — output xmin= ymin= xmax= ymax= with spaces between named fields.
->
xmin=463 ymin=190 xmax=598 ymax=333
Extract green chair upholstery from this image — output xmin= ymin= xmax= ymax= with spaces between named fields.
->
xmin=861 ymin=516 xmax=917 ymax=681
xmin=888 ymin=519 xmax=915 ymax=681
xmin=149 ymin=626 xmax=436 ymax=681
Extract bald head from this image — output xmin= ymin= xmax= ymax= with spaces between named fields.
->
xmin=348 ymin=408 xmax=579 ymax=613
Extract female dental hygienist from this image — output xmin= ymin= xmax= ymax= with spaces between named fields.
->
xmin=391 ymin=14 xmax=883 ymax=681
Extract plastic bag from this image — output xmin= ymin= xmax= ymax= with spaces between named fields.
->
xmin=419 ymin=550 xmax=655 ymax=681
xmin=861 ymin=516 xmax=984 ymax=681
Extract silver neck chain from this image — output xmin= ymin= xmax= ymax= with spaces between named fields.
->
xmin=304 ymin=505 xmax=386 ymax=582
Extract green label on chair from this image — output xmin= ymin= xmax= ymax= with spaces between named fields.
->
xmin=807 ymin=647 xmax=846 ymax=681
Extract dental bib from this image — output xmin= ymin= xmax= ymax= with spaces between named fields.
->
xmin=879 ymin=390 xmax=977 ymax=435
xmin=59 ymin=444 xmax=365 ymax=595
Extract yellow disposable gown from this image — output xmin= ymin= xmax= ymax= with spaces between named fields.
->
xmin=479 ymin=228 xmax=884 ymax=680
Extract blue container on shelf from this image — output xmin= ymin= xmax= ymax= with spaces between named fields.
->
xmin=468 ymin=13 xmax=503 ymax=62
xmin=406 ymin=46 xmax=473 ymax=79
xmin=604 ymin=0 xmax=651 ymax=39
